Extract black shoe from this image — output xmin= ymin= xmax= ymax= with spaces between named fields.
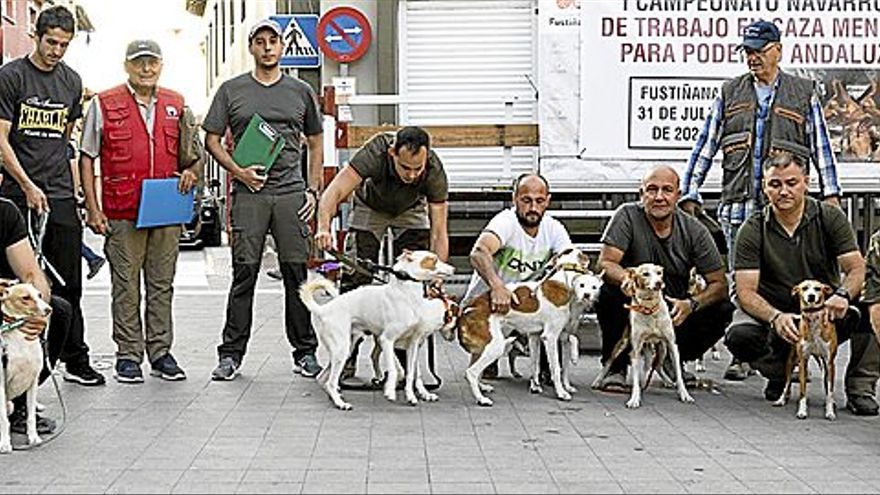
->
xmin=293 ymin=353 xmax=322 ymax=378
xmin=846 ymin=396 xmax=880 ymax=416
xmin=723 ymin=359 xmax=748 ymax=381
xmin=763 ymin=379 xmax=786 ymax=401
xmin=150 ymin=353 xmax=186 ymax=381
xmin=266 ymin=269 xmax=283 ymax=280
xmin=63 ymin=362 xmax=106 ymax=386
xmin=86 ymin=257 xmax=106 ymax=280
xmin=113 ymin=359 xmax=144 ymax=384
xmin=9 ymin=408 xmax=56 ymax=435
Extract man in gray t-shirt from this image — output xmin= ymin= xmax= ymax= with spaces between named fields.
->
xmin=594 ymin=165 xmax=733 ymax=391
xmin=202 ymin=19 xmax=324 ymax=381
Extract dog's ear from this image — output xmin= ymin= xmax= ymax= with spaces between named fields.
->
xmin=0 ymin=278 xmax=16 ymax=290
xmin=597 ymin=269 xmax=606 ymax=280
xmin=792 ymin=283 xmax=803 ymax=297
xmin=822 ymin=284 xmax=834 ymax=296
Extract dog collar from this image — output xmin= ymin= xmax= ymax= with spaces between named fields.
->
xmin=801 ymin=306 xmax=825 ymax=314
xmin=557 ymin=262 xmax=589 ymax=274
xmin=625 ymin=302 xmax=661 ymax=316
xmin=424 ymin=283 xmax=460 ymax=325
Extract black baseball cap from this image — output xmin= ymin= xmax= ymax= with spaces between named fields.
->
xmin=126 ymin=40 xmax=162 ymax=60
xmin=738 ymin=20 xmax=781 ymax=51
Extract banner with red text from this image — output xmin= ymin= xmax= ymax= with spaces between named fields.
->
xmin=579 ymin=0 xmax=880 ymax=163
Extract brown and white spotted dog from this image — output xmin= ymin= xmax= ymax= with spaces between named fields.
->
xmin=457 ymin=254 xmax=598 ymax=406
xmin=774 ymin=280 xmax=839 ymax=420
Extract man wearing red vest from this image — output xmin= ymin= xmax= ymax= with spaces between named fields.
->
xmin=79 ymin=40 xmax=200 ymax=383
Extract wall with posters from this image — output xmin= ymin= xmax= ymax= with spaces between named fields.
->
xmin=539 ymin=0 xmax=880 ymax=192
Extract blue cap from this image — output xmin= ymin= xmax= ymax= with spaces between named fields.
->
xmin=739 ymin=20 xmax=781 ymax=51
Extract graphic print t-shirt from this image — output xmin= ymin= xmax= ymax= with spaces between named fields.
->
xmin=462 ymin=208 xmax=573 ymax=303
xmin=0 ymin=57 xmax=82 ymax=200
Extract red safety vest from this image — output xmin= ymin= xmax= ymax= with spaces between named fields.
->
xmin=98 ymin=84 xmax=183 ymax=220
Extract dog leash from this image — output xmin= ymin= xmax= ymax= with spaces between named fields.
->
xmin=325 ymin=248 xmax=418 ymax=284
xmin=27 ymin=211 xmax=65 ymax=287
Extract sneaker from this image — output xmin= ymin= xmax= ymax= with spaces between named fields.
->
xmin=114 ymin=359 xmax=144 ymax=384
xmin=87 ymin=256 xmax=106 ymax=280
xmin=150 ymin=353 xmax=186 ymax=381
xmin=846 ymin=396 xmax=880 ymax=416
xmin=211 ymin=356 xmax=240 ymax=381
xmin=724 ymin=359 xmax=748 ymax=381
xmin=597 ymin=370 xmax=629 ymax=391
xmin=9 ymin=408 xmax=56 ymax=435
xmin=293 ymin=353 xmax=322 ymax=378
xmin=63 ymin=361 xmax=106 ymax=386
xmin=763 ymin=379 xmax=786 ymax=401
xmin=266 ymin=269 xmax=283 ymax=280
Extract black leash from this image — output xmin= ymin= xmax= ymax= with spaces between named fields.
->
xmin=325 ymin=248 xmax=418 ymax=283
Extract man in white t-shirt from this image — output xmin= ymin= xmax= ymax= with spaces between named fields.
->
xmin=464 ymin=173 xmax=573 ymax=378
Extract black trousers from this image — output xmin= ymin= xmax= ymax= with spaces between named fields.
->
xmin=725 ymin=303 xmax=880 ymax=398
xmin=14 ymin=199 xmax=89 ymax=367
xmin=597 ymin=284 xmax=734 ymax=373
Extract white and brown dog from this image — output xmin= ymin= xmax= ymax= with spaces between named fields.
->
xmin=457 ymin=249 xmax=597 ymax=406
xmin=299 ymin=250 xmax=455 ymax=410
xmin=0 ymin=279 xmax=51 ymax=453
xmin=774 ymin=280 xmax=838 ymax=420
xmin=621 ymin=263 xmax=694 ymax=409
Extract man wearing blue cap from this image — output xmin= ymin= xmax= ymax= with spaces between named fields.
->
xmin=679 ymin=20 xmax=845 ymax=383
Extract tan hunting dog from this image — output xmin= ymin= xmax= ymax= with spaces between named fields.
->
xmin=773 ymin=280 xmax=838 ymax=420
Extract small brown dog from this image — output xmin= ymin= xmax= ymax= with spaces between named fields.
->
xmin=773 ymin=280 xmax=838 ymax=420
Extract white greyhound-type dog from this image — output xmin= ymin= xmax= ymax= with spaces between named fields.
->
xmin=458 ymin=248 xmax=598 ymax=406
xmin=0 ymin=279 xmax=52 ymax=453
xmin=299 ymin=250 xmax=455 ymax=410
xmin=623 ymin=263 xmax=694 ymax=409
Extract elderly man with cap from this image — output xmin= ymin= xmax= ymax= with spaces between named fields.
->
xmin=203 ymin=19 xmax=324 ymax=381
xmin=679 ymin=19 xmax=843 ymax=381
xmin=79 ymin=39 xmax=201 ymax=383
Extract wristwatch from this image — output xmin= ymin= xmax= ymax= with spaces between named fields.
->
xmin=688 ymin=297 xmax=700 ymax=312
xmin=833 ymin=286 xmax=851 ymax=303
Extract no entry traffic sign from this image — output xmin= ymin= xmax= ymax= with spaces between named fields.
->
xmin=317 ymin=6 xmax=372 ymax=63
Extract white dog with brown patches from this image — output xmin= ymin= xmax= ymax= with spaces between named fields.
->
xmin=0 ymin=280 xmax=52 ymax=453
xmin=458 ymin=248 xmax=598 ymax=406
xmin=299 ymin=250 xmax=455 ymax=410
xmin=624 ymin=263 xmax=694 ymax=409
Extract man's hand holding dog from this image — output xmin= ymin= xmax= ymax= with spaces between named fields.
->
xmin=825 ymin=293 xmax=849 ymax=320
xmin=20 ymin=315 xmax=48 ymax=340
xmin=771 ymin=311 xmax=799 ymax=344
xmin=665 ymin=296 xmax=693 ymax=327
xmin=490 ymin=284 xmax=519 ymax=314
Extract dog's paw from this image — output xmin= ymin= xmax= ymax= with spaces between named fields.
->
xmin=478 ymin=382 xmax=494 ymax=394
xmin=529 ymin=381 xmax=543 ymax=394
xmin=772 ymin=398 xmax=787 ymax=407
xmin=335 ymin=401 xmax=353 ymax=411
xmin=625 ymin=398 xmax=641 ymax=409
xmin=680 ymin=392 xmax=695 ymax=404
xmin=825 ymin=411 xmax=836 ymax=421
xmin=797 ymin=410 xmax=808 ymax=420
xmin=476 ymin=397 xmax=494 ymax=407
xmin=694 ymin=361 xmax=706 ymax=373
xmin=556 ymin=390 xmax=572 ymax=401
xmin=511 ymin=371 xmax=522 ymax=379
xmin=384 ymin=390 xmax=397 ymax=402
xmin=420 ymin=392 xmax=439 ymax=402
xmin=0 ymin=440 xmax=11 ymax=454
xmin=563 ymin=383 xmax=577 ymax=394
xmin=27 ymin=434 xmax=42 ymax=446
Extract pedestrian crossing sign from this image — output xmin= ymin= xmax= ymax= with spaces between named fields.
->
xmin=271 ymin=14 xmax=320 ymax=68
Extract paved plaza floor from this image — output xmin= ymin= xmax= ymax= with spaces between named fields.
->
xmin=3 ymin=247 xmax=880 ymax=494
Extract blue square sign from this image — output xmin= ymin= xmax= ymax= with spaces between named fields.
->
xmin=271 ymin=14 xmax=320 ymax=68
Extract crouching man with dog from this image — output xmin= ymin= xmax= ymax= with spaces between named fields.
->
xmin=0 ymin=197 xmax=72 ymax=436
xmin=725 ymin=152 xmax=879 ymax=415
xmin=315 ymin=126 xmax=449 ymax=387
xmin=594 ymin=165 xmax=734 ymax=392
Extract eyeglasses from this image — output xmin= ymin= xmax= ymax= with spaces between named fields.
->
xmin=743 ymin=43 xmax=778 ymax=56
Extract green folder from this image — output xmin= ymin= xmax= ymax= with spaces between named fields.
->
xmin=231 ymin=113 xmax=284 ymax=172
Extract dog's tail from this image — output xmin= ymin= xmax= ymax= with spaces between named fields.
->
xmin=298 ymin=275 xmax=339 ymax=315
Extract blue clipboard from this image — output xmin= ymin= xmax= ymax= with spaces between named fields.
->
xmin=136 ymin=178 xmax=195 ymax=229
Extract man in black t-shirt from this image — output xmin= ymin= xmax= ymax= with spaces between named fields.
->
xmin=314 ymin=126 xmax=449 ymax=385
xmin=0 ymin=6 xmax=103 ymax=386
xmin=0 ymin=198 xmax=72 ymax=435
